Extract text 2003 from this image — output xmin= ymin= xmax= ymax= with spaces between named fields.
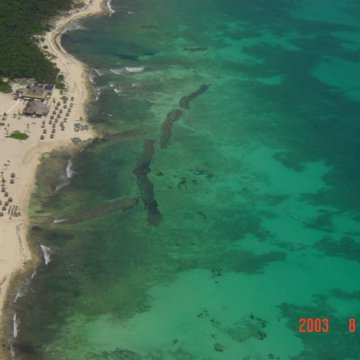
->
xmin=299 ymin=318 xmax=357 ymax=333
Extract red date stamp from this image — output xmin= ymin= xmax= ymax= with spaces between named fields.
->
xmin=299 ymin=318 xmax=357 ymax=333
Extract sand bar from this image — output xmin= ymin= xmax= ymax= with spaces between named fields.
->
xmin=0 ymin=0 xmax=108 ymax=355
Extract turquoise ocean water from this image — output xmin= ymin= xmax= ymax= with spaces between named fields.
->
xmin=10 ymin=0 xmax=360 ymax=359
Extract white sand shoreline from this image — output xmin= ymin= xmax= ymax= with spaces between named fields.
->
xmin=0 ymin=0 xmax=108 ymax=357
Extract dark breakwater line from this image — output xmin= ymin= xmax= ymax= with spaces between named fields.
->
xmin=160 ymin=109 xmax=183 ymax=149
xmin=179 ymin=84 xmax=210 ymax=110
xmin=133 ymin=140 xmax=162 ymax=225
xmin=159 ymin=84 xmax=210 ymax=149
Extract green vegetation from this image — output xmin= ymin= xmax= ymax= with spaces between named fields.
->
xmin=0 ymin=78 xmax=12 ymax=93
xmin=8 ymin=130 xmax=29 ymax=140
xmin=0 ymin=0 xmax=73 ymax=84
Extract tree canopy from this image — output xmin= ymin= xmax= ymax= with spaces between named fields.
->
xmin=0 ymin=0 xmax=72 ymax=83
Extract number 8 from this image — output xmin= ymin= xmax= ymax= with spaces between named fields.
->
xmin=349 ymin=318 xmax=356 ymax=333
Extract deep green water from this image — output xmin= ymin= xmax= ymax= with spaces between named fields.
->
xmin=10 ymin=0 xmax=360 ymax=359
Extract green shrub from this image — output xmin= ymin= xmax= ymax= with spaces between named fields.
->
xmin=0 ymin=79 xmax=12 ymax=93
xmin=8 ymin=130 xmax=29 ymax=140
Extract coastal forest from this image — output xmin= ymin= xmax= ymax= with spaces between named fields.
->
xmin=0 ymin=0 xmax=73 ymax=86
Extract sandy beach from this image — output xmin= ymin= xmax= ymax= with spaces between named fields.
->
xmin=0 ymin=0 xmax=108 ymax=354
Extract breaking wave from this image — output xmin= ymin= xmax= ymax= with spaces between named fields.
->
xmin=53 ymin=218 xmax=68 ymax=224
xmin=63 ymin=22 xmax=87 ymax=33
xmin=40 ymin=245 xmax=53 ymax=266
xmin=66 ymin=159 xmax=75 ymax=179
xmin=107 ymin=0 xmax=115 ymax=16
xmin=125 ymin=66 xmax=145 ymax=73
xmin=13 ymin=313 xmax=19 ymax=338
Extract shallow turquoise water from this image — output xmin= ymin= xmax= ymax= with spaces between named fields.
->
xmin=11 ymin=0 xmax=360 ymax=359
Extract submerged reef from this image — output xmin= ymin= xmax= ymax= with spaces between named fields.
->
xmin=179 ymin=84 xmax=210 ymax=110
xmin=133 ymin=139 xmax=162 ymax=225
xmin=160 ymin=109 xmax=183 ymax=148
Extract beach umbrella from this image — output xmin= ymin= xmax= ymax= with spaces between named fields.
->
xmin=11 ymin=173 xmax=15 ymax=178
xmin=0 ymin=212 xmax=3 ymax=217
xmin=40 ymin=135 xmax=44 ymax=140
xmin=10 ymin=179 xmax=14 ymax=184
xmin=8 ymin=197 xmax=13 ymax=202
xmin=4 ymin=192 xmax=8 ymax=197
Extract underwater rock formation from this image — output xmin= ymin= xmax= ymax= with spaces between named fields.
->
xmin=133 ymin=139 xmax=162 ymax=225
xmin=160 ymin=109 xmax=183 ymax=149
xmin=183 ymin=46 xmax=207 ymax=52
xmin=179 ymin=84 xmax=210 ymax=110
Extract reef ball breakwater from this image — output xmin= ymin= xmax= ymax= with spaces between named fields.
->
xmin=133 ymin=139 xmax=161 ymax=225
xmin=160 ymin=84 xmax=210 ymax=149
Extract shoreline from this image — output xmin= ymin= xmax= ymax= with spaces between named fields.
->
xmin=0 ymin=0 xmax=109 ymax=357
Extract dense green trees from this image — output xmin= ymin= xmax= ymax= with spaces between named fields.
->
xmin=0 ymin=0 xmax=72 ymax=84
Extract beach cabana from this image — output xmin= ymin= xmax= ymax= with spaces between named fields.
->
xmin=21 ymin=86 xmax=48 ymax=101
xmin=23 ymin=101 xmax=49 ymax=117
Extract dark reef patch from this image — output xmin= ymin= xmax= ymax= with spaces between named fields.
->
xmin=133 ymin=140 xmax=162 ymax=225
xmin=179 ymin=84 xmax=210 ymax=110
xmin=315 ymin=236 xmax=360 ymax=261
xmin=160 ymin=109 xmax=183 ymax=148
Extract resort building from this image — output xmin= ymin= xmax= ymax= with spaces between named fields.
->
xmin=23 ymin=101 xmax=49 ymax=117
xmin=20 ymin=84 xmax=55 ymax=101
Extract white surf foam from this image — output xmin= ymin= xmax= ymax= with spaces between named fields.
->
xmin=14 ymin=291 xmax=23 ymax=303
xmin=66 ymin=159 xmax=75 ymax=179
xmin=40 ymin=245 xmax=53 ymax=265
xmin=55 ymin=178 xmax=70 ymax=193
xmin=9 ymin=341 xmax=15 ymax=358
xmin=94 ymin=68 xmax=107 ymax=76
xmin=63 ymin=22 xmax=87 ymax=33
xmin=107 ymin=0 xmax=115 ymax=16
xmin=53 ymin=218 xmax=68 ymax=224
xmin=13 ymin=313 xmax=19 ymax=338
xmin=125 ymin=66 xmax=145 ymax=73
xmin=89 ymin=74 xmax=95 ymax=84
xmin=110 ymin=67 xmax=126 ymax=75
